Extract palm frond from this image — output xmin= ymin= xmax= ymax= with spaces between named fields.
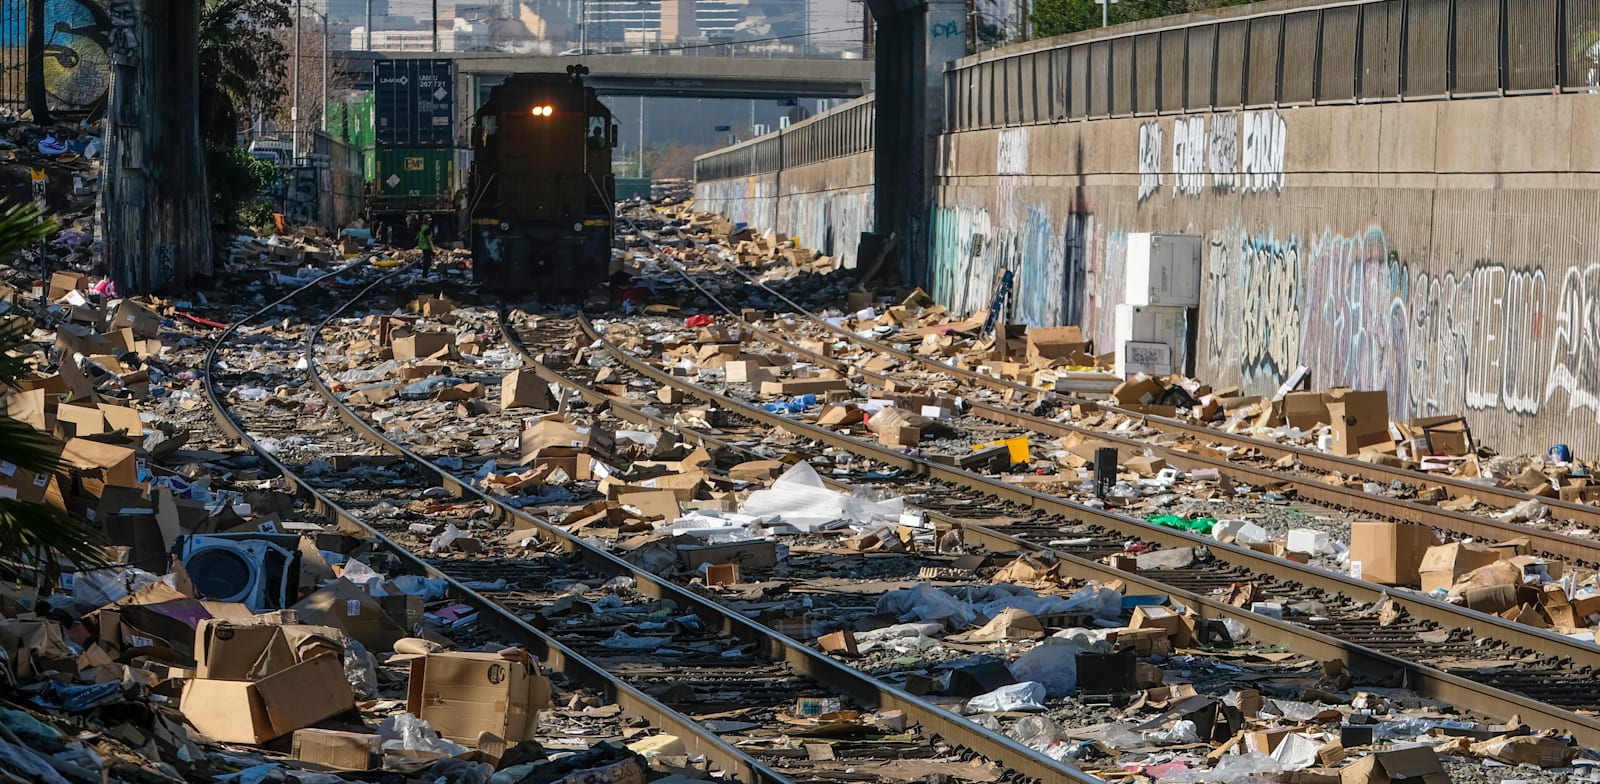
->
xmin=0 ymin=499 xmax=112 ymax=585
xmin=0 ymin=202 xmax=55 ymax=261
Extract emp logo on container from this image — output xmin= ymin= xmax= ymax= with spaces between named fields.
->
xmin=485 ymin=663 xmax=507 ymax=684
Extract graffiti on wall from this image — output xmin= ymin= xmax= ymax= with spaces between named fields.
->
xmin=929 ymin=193 xmax=1095 ymax=331
xmin=1148 ymin=110 xmax=1286 ymax=201
xmin=1137 ymin=122 xmax=1163 ymax=203
xmin=1172 ymin=117 xmax=1206 ymax=198
xmin=0 ymin=0 xmax=112 ymax=112
xmin=1204 ymin=231 xmax=1302 ymax=386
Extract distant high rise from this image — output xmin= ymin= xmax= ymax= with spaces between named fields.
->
xmin=660 ymin=0 xmax=697 ymax=41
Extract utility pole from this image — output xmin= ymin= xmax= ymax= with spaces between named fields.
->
xmin=292 ymin=0 xmax=302 ymax=159
xmin=433 ymin=0 xmax=440 ymax=51
xmin=25 ymin=0 xmax=49 ymax=123
xmin=366 ymin=0 xmax=373 ymax=49
xmin=637 ymin=96 xmax=644 ymax=178
xmin=580 ymin=0 xmax=588 ymax=53
xmin=320 ymin=11 xmax=329 ymax=132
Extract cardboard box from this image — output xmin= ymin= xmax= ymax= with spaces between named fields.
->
xmin=676 ymin=539 xmax=779 ymax=570
xmin=180 ymin=653 xmax=353 ymax=744
xmin=48 ymin=272 xmax=88 ymax=301
xmin=292 ymin=579 xmax=406 ymax=652
xmin=520 ymin=417 xmax=588 ymax=465
xmin=1283 ymin=391 xmax=1330 ymax=429
xmin=1325 ymin=389 xmax=1391 ymax=455
xmin=1419 ymin=542 xmax=1503 ymax=594
xmin=1338 ymin=745 xmax=1449 ymax=784
xmin=1129 ymin=605 xmax=1192 ymax=647
xmin=407 ymin=652 xmax=552 ymax=746
xmin=61 ymin=438 xmax=140 ymax=489
xmin=292 ymin=728 xmax=380 ymax=770
xmin=1348 ymin=521 xmax=1440 ymax=587
xmin=392 ymin=332 xmax=452 ymax=360
xmin=110 ymin=299 xmax=162 ymax=339
xmin=1026 ymin=326 xmax=1090 ymax=361
xmin=758 ymin=378 xmax=850 ymax=396
xmin=501 ymin=370 xmax=556 ymax=411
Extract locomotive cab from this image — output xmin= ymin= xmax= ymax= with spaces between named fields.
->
xmin=469 ymin=66 xmax=617 ymax=299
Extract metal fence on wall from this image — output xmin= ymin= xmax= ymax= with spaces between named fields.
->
xmin=693 ymin=94 xmax=875 ymax=181
xmin=948 ymin=0 xmax=1600 ymax=131
xmin=0 ymin=0 xmax=27 ymax=111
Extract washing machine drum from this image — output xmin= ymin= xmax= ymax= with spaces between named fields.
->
xmin=186 ymin=546 xmax=257 ymax=603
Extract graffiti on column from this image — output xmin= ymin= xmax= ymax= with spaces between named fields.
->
xmin=0 ymin=0 xmax=115 ymax=112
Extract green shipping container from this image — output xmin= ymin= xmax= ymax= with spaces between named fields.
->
xmin=327 ymin=93 xmax=375 ymax=151
xmin=616 ymin=178 xmax=652 ymax=201
xmin=372 ymin=148 xmax=455 ymax=209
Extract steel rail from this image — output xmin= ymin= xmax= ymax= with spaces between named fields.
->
xmin=574 ymin=310 xmax=1600 ymax=749
xmin=697 ymin=253 xmax=1600 ymax=537
xmin=734 ymin=316 xmax=1600 ymax=568
xmin=200 ymin=265 xmax=786 ymax=784
xmin=295 ymin=302 xmax=1091 ymax=783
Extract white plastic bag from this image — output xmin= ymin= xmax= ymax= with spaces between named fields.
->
xmin=379 ymin=713 xmax=468 ymax=757
xmin=876 ymin=584 xmax=975 ymax=630
xmin=965 ymin=681 xmax=1046 ymax=712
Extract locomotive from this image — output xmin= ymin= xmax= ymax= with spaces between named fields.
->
xmin=468 ymin=66 xmax=617 ymax=298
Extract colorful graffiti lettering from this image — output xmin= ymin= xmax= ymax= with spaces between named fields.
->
xmin=931 ymin=20 xmax=962 ymax=38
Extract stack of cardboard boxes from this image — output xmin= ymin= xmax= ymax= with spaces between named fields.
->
xmin=1115 ymin=233 xmax=1201 ymax=379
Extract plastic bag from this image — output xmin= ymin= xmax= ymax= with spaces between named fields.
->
xmin=1060 ymin=584 xmax=1123 ymax=620
xmin=1088 ymin=723 xmax=1145 ymax=751
xmin=1009 ymin=715 xmax=1066 ymax=748
xmin=1145 ymin=719 xmax=1201 ymax=744
xmin=965 ymin=681 xmax=1046 ymax=712
xmin=344 ymin=640 xmax=379 ymax=700
xmin=876 ymin=584 xmax=976 ymax=630
xmin=741 ymin=462 xmax=903 ymax=531
xmin=1008 ymin=643 xmax=1077 ymax=696
xmin=1158 ymin=752 xmax=1285 ymax=783
xmin=1148 ymin=515 xmax=1216 ymax=535
xmin=379 ymin=713 xmax=468 ymax=757
xmin=71 ymin=566 xmax=159 ymax=615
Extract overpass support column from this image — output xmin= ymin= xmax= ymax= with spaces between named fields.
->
xmin=867 ymin=0 xmax=964 ymax=285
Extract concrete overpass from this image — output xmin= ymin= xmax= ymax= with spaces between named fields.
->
xmin=338 ymin=51 xmax=873 ymax=100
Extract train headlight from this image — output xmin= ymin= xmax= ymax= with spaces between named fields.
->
xmin=572 ymin=222 xmax=584 ymax=232
xmin=531 ymin=105 xmax=553 ymax=117
xmin=500 ymin=222 xmax=509 ymax=231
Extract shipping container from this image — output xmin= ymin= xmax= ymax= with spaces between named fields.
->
xmin=326 ymin=93 xmax=375 ymax=152
xmin=373 ymin=59 xmax=456 ymax=148
xmin=371 ymin=148 xmax=455 ymax=209
xmin=615 ymin=178 xmax=652 ymax=201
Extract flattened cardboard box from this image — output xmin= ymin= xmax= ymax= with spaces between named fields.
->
xmin=407 ymin=652 xmax=552 ymax=746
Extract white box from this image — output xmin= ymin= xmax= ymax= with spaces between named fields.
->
xmin=1125 ymin=233 xmax=1203 ymax=307
xmin=1114 ymin=304 xmax=1189 ymax=378
xmin=1117 ymin=341 xmax=1172 ymax=378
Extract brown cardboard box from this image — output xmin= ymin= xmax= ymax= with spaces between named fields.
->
xmin=519 ymin=417 xmax=588 ymax=465
xmin=501 ymin=370 xmax=556 ymax=410
xmin=1129 ymin=605 xmax=1192 ymax=647
xmin=48 ymin=272 xmax=89 ymax=301
xmin=392 ymin=332 xmax=452 ymax=360
xmin=109 ymin=299 xmax=162 ymax=339
xmin=1282 ymin=391 xmax=1329 ymax=429
xmin=292 ymin=579 xmax=406 ymax=652
xmin=61 ymin=438 xmax=140 ymax=488
xmin=194 ymin=620 xmax=293 ymax=679
xmin=1348 ymin=521 xmax=1440 ymax=587
xmin=1419 ymin=542 xmax=1503 ymax=594
xmin=727 ymin=460 xmax=784 ymax=482
xmin=1408 ymin=415 xmax=1472 ymax=456
xmin=180 ymin=653 xmax=353 ymax=744
xmin=1338 ymin=745 xmax=1449 ymax=784
xmin=407 ymin=652 xmax=552 ymax=746
xmin=54 ymin=402 xmax=105 ymax=439
xmin=1324 ymin=389 xmax=1391 ymax=455
xmin=292 ymin=728 xmax=380 ymax=770
xmin=1026 ymin=326 xmax=1090 ymax=361
xmin=725 ymin=360 xmax=773 ymax=385
xmin=758 ymin=378 xmax=850 ymax=396
xmin=1111 ymin=375 xmax=1164 ymax=407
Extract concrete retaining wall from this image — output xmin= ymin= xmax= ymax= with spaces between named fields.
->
xmin=930 ymin=94 xmax=1600 ymax=457
xmin=694 ymin=151 xmax=874 ymax=267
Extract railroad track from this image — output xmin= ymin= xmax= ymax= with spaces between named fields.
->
xmin=202 ymin=263 xmax=793 ymax=783
xmin=580 ymin=212 xmax=1600 ymax=746
xmin=204 ymin=264 xmax=1101 ymax=782
xmin=670 ymin=215 xmax=1600 ymax=564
